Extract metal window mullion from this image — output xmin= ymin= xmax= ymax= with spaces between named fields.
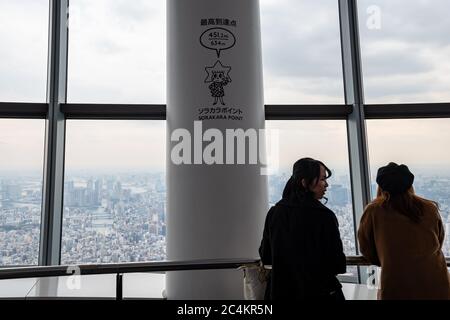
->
xmin=339 ymin=0 xmax=372 ymax=284
xmin=39 ymin=0 xmax=68 ymax=266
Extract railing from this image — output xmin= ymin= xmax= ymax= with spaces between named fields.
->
xmin=0 ymin=258 xmax=261 ymax=300
xmin=0 ymin=258 xmax=261 ymax=280
xmin=0 ymin=256 xmax=448 ymax=300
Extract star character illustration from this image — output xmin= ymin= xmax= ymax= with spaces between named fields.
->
xmin=204 ymin=60 xmax=232 ymax=105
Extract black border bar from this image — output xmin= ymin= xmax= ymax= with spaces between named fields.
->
xmin=61 ymin=104 xmax=166 ymax=119
xmin=0 ymin=102 xmax=48 ymax=118
xmin=365 ymin=103 xmax=450 ymax=119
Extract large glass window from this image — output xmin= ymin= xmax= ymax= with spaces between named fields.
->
xmin=0 ymin=0 xmax=49 ymax=102
xmin=367 ymin=119 xmax=450 ymax=257
xmin=265 ymin=120 xmax=355 ymax=259
xmin=260 ymin=0 xmax=344 ymax=104
xmin=358 ymin=0 xmax=450 ymax=103
xmin=67 ymin=0 xmax=166 ymax=103
xmin=0 ymin=119 xmax=45 ymax=266
xmin=61 ymin=120 xmax=166 ymax=264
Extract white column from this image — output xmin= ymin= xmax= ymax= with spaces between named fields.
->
xmin=167 ymin=0 xmax=268 ymax=299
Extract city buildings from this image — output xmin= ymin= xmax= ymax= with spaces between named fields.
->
xmin=2 ymin=171 xmax=449 ymax=266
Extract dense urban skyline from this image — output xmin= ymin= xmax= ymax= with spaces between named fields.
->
xmin=1 ymin=170 xmax=449 ymax=269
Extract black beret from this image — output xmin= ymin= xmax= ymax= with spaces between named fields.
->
xmin=376 ymin=162 xmax=414 ymax=195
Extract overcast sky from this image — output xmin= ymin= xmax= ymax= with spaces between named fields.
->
xmin=0 ymin=0 xmax=450 ymax=177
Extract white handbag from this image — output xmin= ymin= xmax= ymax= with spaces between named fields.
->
xmin=241 ymin=262 xmax=271 ymax=300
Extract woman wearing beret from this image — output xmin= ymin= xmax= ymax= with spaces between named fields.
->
xmin=259 ymin=158 xmax=347 ymax=300
xmin=358 ymin=162 xmax=450 ymax=300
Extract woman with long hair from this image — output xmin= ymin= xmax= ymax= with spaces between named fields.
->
xmin=358 ymin=162 xmax=450 ymax=299
xmin=259 ymin=157 xmax=347 ymax=300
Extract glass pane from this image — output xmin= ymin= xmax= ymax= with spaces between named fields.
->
xmin=358 ymin=0 xmax=450 ymax=103
xmin=67 ymin=0 xmax=165 ymax=103
xmin=61 ymin=120 xmax=166 ymax=264
xmin=0 ymin=119 xmax=45 ymax=266
xmin=0 ymin=0 xmax=49 ymax=102
xmin=265 ymin=120 xmax=356 ymax=278
xmin=261 ymin=0 xmax=344 ymax=104
xmin=367 ymin=119 xmax=450 ymax=257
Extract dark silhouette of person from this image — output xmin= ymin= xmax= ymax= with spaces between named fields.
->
xmin=260 ymin=157 xmax=347 ymax=300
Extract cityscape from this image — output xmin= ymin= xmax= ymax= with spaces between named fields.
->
xmin=0 ymin=171 xmax=449 ymax=269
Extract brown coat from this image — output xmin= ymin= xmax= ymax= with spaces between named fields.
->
xmin=358 ymin=201 xmax=450 ymax=300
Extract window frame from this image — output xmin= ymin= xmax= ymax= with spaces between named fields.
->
xmin=0 ymin=0 xmax=449 ymax=285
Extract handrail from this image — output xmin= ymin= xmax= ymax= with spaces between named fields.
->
xmin=347 ymin=256 xmax=450 ymax=267
xmin=346 ymin=255 xmax=371 ymax=266
xmin=0 ymin=256 xmax=448 ymax=300
xmin=0 ymin=258 xmax=260 ymax=280
xmin=1 ymin=256 xmax=448 ymax=280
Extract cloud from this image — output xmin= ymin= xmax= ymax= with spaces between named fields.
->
xmin=0 ymin=0 xmax=48 ymax=102
xmin=366 ymin=119 xmax=450 ymax=171
xmin=64 ymin=120 xmax=166 ymax=171
xmin=266 ymin=120 xmax=350 ymax=173
xmin=111 ymin=0 xmax=159 ymax=23
xmin=0 ymin=119 xmax=45 ymax=171
xmin=67 ymin=0 xmax=166 ymax=104
xmin=358 ymin=0 xmax=450 ymax=103
xmin=260 ymin=0 xmax=344 ymax=103
xmin=361 ymin=40 xmax=433 ymax=76
xmin=359 ymin=0 xmax=450 ymax=47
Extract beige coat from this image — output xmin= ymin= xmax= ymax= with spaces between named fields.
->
xmin=358 ymin=202 xmax=450 ymax=300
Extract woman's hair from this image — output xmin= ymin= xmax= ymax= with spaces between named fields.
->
xmin=372 ymin=186 xmax=439 ymax=223
xmin=281 ymin=157 xmax=332 ymax=203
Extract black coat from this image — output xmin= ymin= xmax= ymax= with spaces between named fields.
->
xmin=259 ymin=195 xmax=347 ymax=300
